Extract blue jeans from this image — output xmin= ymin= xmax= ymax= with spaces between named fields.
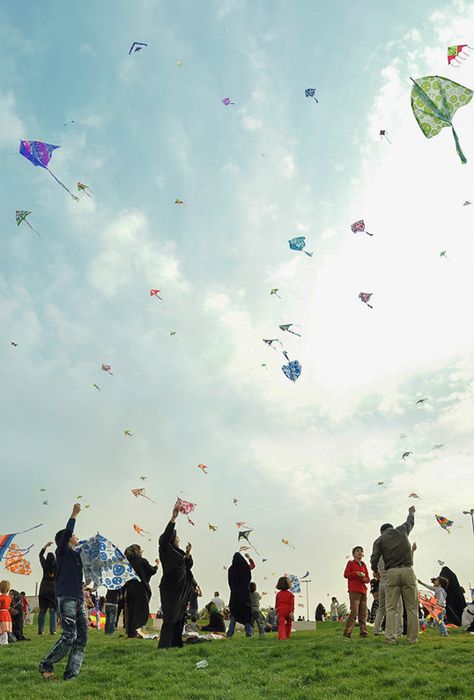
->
xmin=38 ymin=607 xmax=58 ymax=635
xmin=227 ymin=616 xmax=253 ymax=637
xmin=437 ymin=610 xmax=448 ymax=636
xmin=39 ymin=596 xmax=88 ymax=680
xmin=104 ymin=603 xmax=118 ymax=634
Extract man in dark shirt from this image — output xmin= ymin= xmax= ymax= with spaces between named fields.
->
xmin=370 ymin=506 xmax=418 ymax=644
xmin=39 ymin=503 xmax=87 ymax=680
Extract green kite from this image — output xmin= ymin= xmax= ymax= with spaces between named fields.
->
xmin=410 ymin=75 xmax=473 ymax=164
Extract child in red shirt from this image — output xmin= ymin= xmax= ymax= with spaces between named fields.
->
xmin=0 ymin=580 xmax=12 ymax=645
xmin=275 ymin=576 xmax=294 ymax=640
xmin=343 ymin=546 xmax=370 ymax=638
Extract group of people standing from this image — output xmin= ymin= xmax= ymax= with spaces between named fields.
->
xmin=342 ymin=505 xmax=469 ymax=642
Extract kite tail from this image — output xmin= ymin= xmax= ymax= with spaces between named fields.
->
xmin=366 ymin=232 xmax=374 ymax=236
xmin=47 ymin=167 xmax=80 ymax=200
xmin=26 ymin=220 xmax=43 ymax=239
xmin=304 ymin=251 xmax=313 ymax=257
xmin=451 ymin=126 xmax=467 ymax=164
xmin=312 ymin=97 xmax=319 ymax=103
xmin=289 ymin=330 xmax=302 ymax=337
xmin=144 ymin=495 xmax=156 ymax=504
xmin=367 ymin=303 xmax=373 ymax=309
xmin=385 ymin=136 xmax=392 ymax=144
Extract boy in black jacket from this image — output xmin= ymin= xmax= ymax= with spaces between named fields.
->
xmin=39 ymin=503 xmax=87 ymax=680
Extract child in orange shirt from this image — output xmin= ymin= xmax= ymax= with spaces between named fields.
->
xmin=275 ymin=576 xmax=294 ymax=640
xmin=0 ymin=580 xmax=12 ymax=645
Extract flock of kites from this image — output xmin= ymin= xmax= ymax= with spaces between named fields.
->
xmin=4 ymin=39 xmax=471 ymax=580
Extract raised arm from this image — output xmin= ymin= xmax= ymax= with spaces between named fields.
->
xmin=57 ymin=505 xmax=80 ymax=554
xmin=398 ymin=506 xmax=415 ymax=535
xmin=417 ymin=579 xmax=435 ymax=592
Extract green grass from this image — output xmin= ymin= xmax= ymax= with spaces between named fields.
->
xmin=1 ymin=622 xmax=472 ymax=699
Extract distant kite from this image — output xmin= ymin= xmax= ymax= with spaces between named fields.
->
xmin=5 ymin=543 xmax=32 ymax=576
xmin=92 ymin=384 xmax=101 ymax=391
xmin=238 ymin=529 xmax=259 ymax=554
xmin=236 ymin=522 xmax=249 ymax=529
xmin=133 ymin=523 xmax=151 ymax=538
xmin=270 ymin=288 xmax=281 ymax=298
xmin=435 ymin=514 xmax=454 ymax=533
xmin=208 ymin=524 xmax=218 ymax=532
xmin=463 ymin=200 xmax=471 ymax=206
xmin=101 ymin=364 xmax=113 ymax=375
xmin=300 ymin=571 xmax=310 ymax=580
xmin=359 ymin=292 xmax=373 ymax=309
xmin=131 ymin=488 xmax=156 ymax=503
xmin=233 ymin=498 xmax=238 ymax=506
xmin=351 ymin=220 xmax=373 ymax=236
xmin=402 ymin=452 xmax=412 ymax=460
xmin=123 ymin=430 xmax=133 ymax=437
xmin=447 ymin=44 xmax=472 ymax=66
xmin=16 ymin=210 xmax=41 ymax=237
xmin=281 ymin=538 xmax=295 ymax=549
xmin=222 ymin=97 xmax=235 ymax=106
xmin=279 ymin=324 xmax=301 ymax=337
xmin=19 ymin=140 xmax=79 ymax=200
xmin=379 ymin=129 xmax=391 ymax=143
xmin=432 ymin=444 xmax=444 ymax=450
xmin=150 ymin=289 xmax=162 ymax=299
xmin=77 ymin=182 xmax=92 ymax=197
xmin=11 ymin=341 xmax=18 ymax=347
xmin=288 ymin=236 xmax=313 ymax=257
xmin=197 ymin=464 xmax=208 ymax=474
xmin=263 ymin=338 xmax=282 ymax=350
xmin=187 ymin=517 xmax=195 ymax=526
xmin=416 ymin=398 xmax=428 ymax=404
xmin=304 ymin=88 xmax=318 ymax=103
xmin=281 ymin=352 xmax=302 ymax=383
xmin=139 ymin=476 xmax=147 ymax=481
xmin=440 ymin=250 xmax=448 ymax=258
xmin=129 ymin=42 xmax=148 ymax=55
xmin=175 ymin=199 xmax=184 ymax=205
xmin=409 ymin=493 xmax=420 ymax=499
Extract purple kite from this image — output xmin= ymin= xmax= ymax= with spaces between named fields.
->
xmin=222 ymin=97 xmax=235 ymax=106
xmin=359 ymin=292 xmax=373 ymax=309
xmin=19 ymin=141 xmax=79 ymax=200
xmin=351 ymin=220 xmax=373 ymax=236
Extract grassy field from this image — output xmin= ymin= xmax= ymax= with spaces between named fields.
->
xmin=1 ymin=622 xmax=472 ymax=699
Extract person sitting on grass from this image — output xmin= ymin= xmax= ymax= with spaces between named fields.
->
xmin=10 ymin=590 xmax=28 ymax=641
xmin=249 ymin=582 xmax=265 ymax=637
xmin=39 ymin=503 xmax=87 ymax=681
xmin=275 ymin=576 xmax=294 ymax=640
xmin=265 ymin=606 xmax=278 ymax=632
xmin=343 ymin=546 xmax=370 ymax=639
xmin=200 ymin=602 xmax=225 ymax=633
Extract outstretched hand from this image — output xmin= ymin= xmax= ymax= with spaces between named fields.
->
xmin=409 ymin=505 xmax=416 ymax=514
xmin=45 ymin=541 xmax=53 ymax=549
xmin=155 ymin=558 xmax=160 ymax=566
xmin=72 ymin=503 xmax=81 ymax=517
xmin=185 ymin=542 xmax=192 ymax=556
xmin=172 ymin=504 xmax=180 ymax=521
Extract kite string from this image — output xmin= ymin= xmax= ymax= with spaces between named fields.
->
xmin=47 ymin=167 xmax=79 ymax=200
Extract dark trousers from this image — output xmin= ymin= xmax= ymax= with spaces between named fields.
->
xmin=104 ymin=603 xmax=118 ymax=634
xmin=158 ymin=618 xmax=185 ymax=648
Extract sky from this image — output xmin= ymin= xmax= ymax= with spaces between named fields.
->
xmin=1 ymin=0 xmax=474 ymax=617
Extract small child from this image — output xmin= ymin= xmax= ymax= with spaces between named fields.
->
xmin=249 ymin=582 xmax=265 ymax=637
xmin=330 ymin=597 xmax=339 ymax=622
xmin=417 ymin=576 xmax=449 ymax=636
xmin=343 ymin=546 xmax=370 ymax=638
xmin=0 ymin=581 xmax=12 ymax=645
xmin=275 ymin=576 xmax=294 ymax=640
xmin=20 ymin=592 xmax=29 ymax=624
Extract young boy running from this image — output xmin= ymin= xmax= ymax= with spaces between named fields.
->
xmin=39 ymin=503 xmax=87 ymax=680
xmin=343 ymin=546 xmax=370 ymax=638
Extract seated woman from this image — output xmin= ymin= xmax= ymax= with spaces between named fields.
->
xmin=200 ymin=602 xmax=225 ymax=633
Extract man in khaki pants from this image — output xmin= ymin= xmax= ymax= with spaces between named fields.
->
xmin=370 ymin=506 xmax=418 ymax=644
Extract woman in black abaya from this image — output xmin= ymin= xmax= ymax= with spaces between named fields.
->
xmin=38 ymin=541 xmax=57 ymax=635
xmin=227 ymin=552 xmax=254 ymax=637
xmin=439 ymin=566 xmax=466 ymax=626
xmin=158 ymin=504 xmax=197 ymax=649
xmin=124 ymin=545 xmax=159 ymax=638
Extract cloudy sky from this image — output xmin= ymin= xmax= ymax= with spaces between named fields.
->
xmin=2 ymin=0 xmax=474 ymax=614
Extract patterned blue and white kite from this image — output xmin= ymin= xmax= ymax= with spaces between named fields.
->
xmin=288 ymin=236 xmax=313 ymax=257
xmin=79 ymin=533 xmax=138 ymax=590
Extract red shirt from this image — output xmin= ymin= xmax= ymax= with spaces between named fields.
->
xmin=275 ymin=589 xmax=295 ymax=615
xmin=344 ymin=559 xmax=370 ymax=594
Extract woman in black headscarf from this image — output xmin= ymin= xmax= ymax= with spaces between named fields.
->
xmin=158 ymin=504 xmax=197 ymax=649
xmin=10 ymin=590 xmax=27 ymax=641
xmin=38 ymin=541 xmax=57 ymax=635
xmin=315 ymin=603 xmax=326 ymax=622
xmin=124 ymin=545 xmax=159 ymax=638
xmin=227 ymin=552 xmax=254 ymax=637
xmin=439 ymin=566 xmax=466 ymax=626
